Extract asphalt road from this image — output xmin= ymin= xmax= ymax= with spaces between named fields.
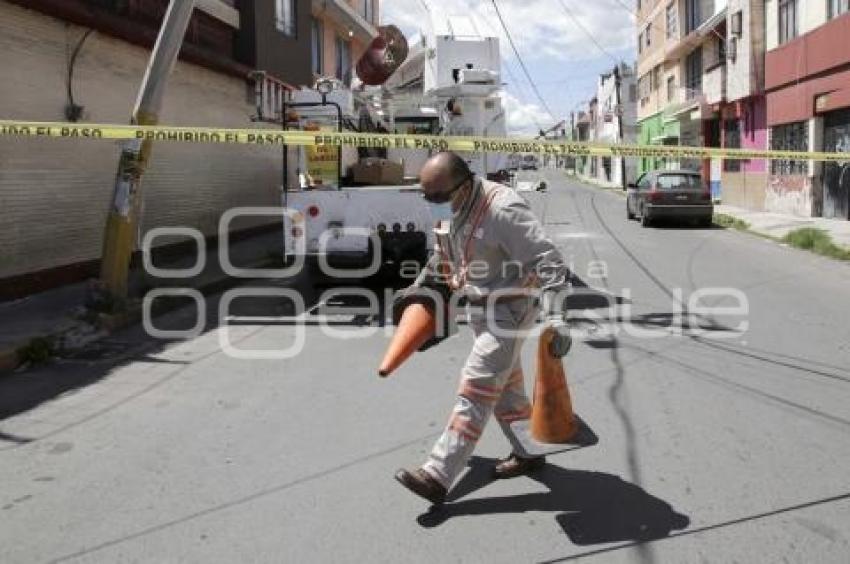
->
xmin=2 ymin=172 xmax=850 ymax=563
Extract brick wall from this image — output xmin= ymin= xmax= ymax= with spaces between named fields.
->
xmin=0 ymin=2 xmax=285 ymax=281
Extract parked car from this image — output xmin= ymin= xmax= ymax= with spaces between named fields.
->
xmin=626 ymin=169 xmax=713 ymax=227
xmin=520 ymin=155 xmax=538 ymax=170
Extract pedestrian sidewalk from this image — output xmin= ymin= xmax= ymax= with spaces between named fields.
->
xmin=715 ymin=204 xmax=850 ymax=250
xmin=0 ymin=228 xmax=283 ymax=373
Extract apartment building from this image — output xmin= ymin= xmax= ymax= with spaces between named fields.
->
xmin=636 ymin=1 xmax=772 ymax=205
xmin=310 ymin=0 xmax=379 ymax=85
xmin=590 ymin=63 xmax=639 ymax=188
xmin=764 ymin=0 xmax=850 ymax=218
xmin=635 ymin=0 xmax=686 ymax=175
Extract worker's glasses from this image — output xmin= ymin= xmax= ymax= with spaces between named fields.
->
xmin=422 ymin=175 xmax=472 ymax=204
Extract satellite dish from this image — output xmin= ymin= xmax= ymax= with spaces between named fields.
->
xmin=356 ymin=25 xmax=409 ymax=86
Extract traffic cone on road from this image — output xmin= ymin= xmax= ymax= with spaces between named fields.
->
xmin=530 ymin=325 xmax=579 ymax=443
xmin=378 ymin=302 xmax=437 ymax=378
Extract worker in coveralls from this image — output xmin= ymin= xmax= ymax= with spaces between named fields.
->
xmin=395 ymin=152 xmax=572 ymax=505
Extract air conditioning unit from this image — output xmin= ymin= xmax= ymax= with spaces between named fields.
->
xmin=731 ymin=11 xmax=743 ymax=36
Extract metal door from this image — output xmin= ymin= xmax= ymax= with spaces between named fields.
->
xmin=823 ymin=109 xmax=850 ymax=219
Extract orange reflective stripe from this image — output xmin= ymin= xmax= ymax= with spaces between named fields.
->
xmin=496 ymin=406 xmax=532 ymax=423
xmin=507 ymin=370 xmax=524 ymax=387
xmin=458 ymin=380 xmax=502 ymax=404
xmin=448 ymin=414 xmax=482 ymax=441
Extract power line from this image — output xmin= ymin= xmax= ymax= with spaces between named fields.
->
xmin=467 ymin=5 xmax=545 ymax=132
xmin=556 ymin=0 xmax=622 ymax=65
xmin=489 ymin=0 xmax=557 ymax=123
xmin=608 ymin=0 xmax=637 ymax=15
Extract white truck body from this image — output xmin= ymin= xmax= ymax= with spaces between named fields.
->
xmin=281 ymin=16 xmax=544 ymax=267
xmin=283 ymin=187 xmax=433 ymax=261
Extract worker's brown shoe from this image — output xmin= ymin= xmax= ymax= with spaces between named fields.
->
xmin=394 ymin=468 xmax=447 ymax=505
xmin=493 ymin=453 xmax=546 ymax=479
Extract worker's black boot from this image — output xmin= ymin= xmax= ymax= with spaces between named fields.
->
xmin=493 ymin=453 xmax=546 ymax=479
xmin=394 ymin=468 xmax=447 ymax=505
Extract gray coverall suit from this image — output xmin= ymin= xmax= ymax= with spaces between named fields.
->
xmin=416 ymin=177 xmax=570 ymax=488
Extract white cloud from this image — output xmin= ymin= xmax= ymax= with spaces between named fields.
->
xmin=501 ymin=91 xmax=550 ymax=136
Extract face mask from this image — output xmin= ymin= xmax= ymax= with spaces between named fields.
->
xmin=427 ymin=202 xmax=454 ymax=225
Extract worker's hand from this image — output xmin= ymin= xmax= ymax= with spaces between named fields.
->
xmin=547 ymin=315 xmax=572 ymax=358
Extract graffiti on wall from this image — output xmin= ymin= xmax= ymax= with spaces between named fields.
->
xmin=766 ymin=174 xmax=812 ymax=217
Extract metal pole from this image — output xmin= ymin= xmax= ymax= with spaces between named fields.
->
xmin=97 ymin=0 xmax=196 ymax=305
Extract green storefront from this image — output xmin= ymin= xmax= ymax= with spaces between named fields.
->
xmin=637 ymin=112 xmax=680 ymax=176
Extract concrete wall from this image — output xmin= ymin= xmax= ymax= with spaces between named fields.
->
xmin=742 ymin=98 xmax=769 ymax=173
xmin=766 ymin=173 xmax=813 ymax=216
xmin=0 ymin=2 xmax=284 ymax=280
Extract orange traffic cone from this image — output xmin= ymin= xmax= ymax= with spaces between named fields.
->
xmin=530 ymin=325 xmax=579 ymax=443
xmin=378 ymin=302 xmax=437 ymax=378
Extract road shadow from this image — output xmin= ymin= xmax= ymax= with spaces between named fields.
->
xmin=0 ymin=272 xmax=330 ymax=424
xmin=418 ymin=456 xmax=689 ymax=546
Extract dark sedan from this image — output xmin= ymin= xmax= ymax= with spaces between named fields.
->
xmin=626 ymin=169 xmax=713 ymax=227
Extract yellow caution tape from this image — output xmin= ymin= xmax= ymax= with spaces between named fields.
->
xmin=1 ymin=119 xmax=848 ymax=162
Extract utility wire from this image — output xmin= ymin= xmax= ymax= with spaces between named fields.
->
xmin=608 ymin=0 xmax=637 ymax=16
xmin=489 ymin=0 xmax=557 ymax=123
xmin=556 ymin=0 xmax=622 ymax=65
xmin=468 ymin=3 xmax=545 ymax=131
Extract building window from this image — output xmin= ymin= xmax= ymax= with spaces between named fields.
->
xmin=646 ymin=23 xmax=652 ymax=47
xmin=638 ymin=31 xmax=644 ymax=53
xmin=336 ymin=36 xmax=352 ymax=84
xmin=667 ymin=75 xmax=676 ymax=101
xmin=778 ymin=0 xmax=798 ymax=45
xmin=706 ymin=35 xmax=727 ymax=68
xmin=629 ymin=83 xmax=638 ymax=102
xmin=311 ymin=18 xmax=323 ymax=75
xmin=828 ymin=0 xmax=850 ymax=19
xmin=276 ymin=0 xmax=296 ymax=37
xmin=666 ymin=3 xmax=678 ymax=39
xmin=724 ymin=120 xmax=742 ymax=172
xmin=685 ymin=0 xmax=701 ymax=34
xmin=652 ymin=65 xmax=661 ymax=91
xmin=638 ymin=73 xmax=650 ymax=102
xmin=771 ymin=122 xmax=809 ymax=175
xmin=685 ymin=47 xmax=702 ymax=97
xmin=363 ymin=0 xmax=374 ymax=23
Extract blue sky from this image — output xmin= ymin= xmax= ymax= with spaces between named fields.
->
xmin=382 ymin=0 xmax=638 ymax=135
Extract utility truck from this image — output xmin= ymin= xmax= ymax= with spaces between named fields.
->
xmin=266 ymin=17 xmax=542 ymax=282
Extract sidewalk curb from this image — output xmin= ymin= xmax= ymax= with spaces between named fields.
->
xmin=715 ymin=210 xmax=850 ymax=258
xmin=0 ymin=257 xmax=278 ymax=376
